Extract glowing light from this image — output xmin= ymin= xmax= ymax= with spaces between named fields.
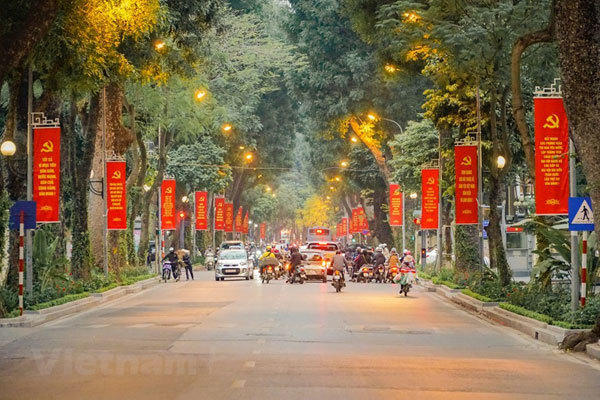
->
xmin=194 ymin=90 xmax=207 ymax=102
xmin=245 ymin=153 xmax=254 ymax=162
xmin=351 ymin=136 xmax=359 ymax=143
xmin=340 ymin=161 xmax=349 ymax=168
xmin=182 ymin=196 xmax=189 ymax=203
xmin=402 ymin=11 xmax=421 ymax=23
xmin=154 ymin=40 xmax=166 ymax=51
xmin=497 ymin=155 xmax=506 ymax=169
xmin=410 ymin=192 xmax=418 ymax=199
xmin=143 ymin=184 xmax=151 ymax=192
xmin=222 ymin=123 xmax=233 ymax=133
xmin=367 ymin=113 xmax=378 ymax=121
xmin=0 ymin=140 xmax=16 ymax=156
xmin=384 ymin=64 xmax=398 ymax=73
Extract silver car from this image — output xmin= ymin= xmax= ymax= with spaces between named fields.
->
xmin=215 ymin=249 xmax=253 ymax=281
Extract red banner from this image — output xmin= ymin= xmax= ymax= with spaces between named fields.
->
xmin=340 ymin=217 xmax=347 ymax=236
xmin=195 ymin=191 xmax=208 ymax=231
xmin=421 ymin=168 xmax=439 ymax=229
xmin=33 ymin=127 xmax=61 ymax=223
xmin=243 ymin=212 xmax=249 ymax=234
xmin=455 ymin=145 xmax=478 ymax=224
xmin=106 ymin=161 xmax=127 ymax=230
xmin=161 ymin=179 xmax=176 ymax=230
xmin=260 ymin=223 xmax=266 ymax=240
xmin=358 ymin=207 xmax=369 ymax=231
xmin=214 ymin=197 xmax=225 ymax=231
xmin=351 ymin=208 xmax=359 ymax=234
xmin=389 ymin=183 xmax=403 ymax=226
xmin=235 ymin=207 xmax=243 ymax=233
xmin=535 ymin=97 xmax=569 ymax=215
xmin=224 ymin=202 xmax=234 ymax=233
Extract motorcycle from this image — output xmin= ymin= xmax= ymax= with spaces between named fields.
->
xmin=262 ymin=265 xmax=274 ymax=284
xmin=273 ymin=263 xmax=282 ymax=279
xmin=332 ymin=270 xmax=344 ymax=292
xmin=387 ymin=265 xmax=399 ymax=283
xmin=356 ymin=265 xmax=374 ymax=283
xmin=398 ymin=265 xmax=417 ymax=296
xmin=162 ymin=261 xmax=174 ymax=283
xmin=205 ymin=254 xmax=215 ymax=271
xmin=374 ymin=264 xmax=386 ymax=283
xmin=288 ymin=265 xmax=306 ymax=284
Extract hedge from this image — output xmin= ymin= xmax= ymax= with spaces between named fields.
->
xmin=432 ymin=277 xmax=464 ymax=289
xmin=30 ymin=293 xmax=91 ymax=311
xmin=461 ymin=289 xmax=492 ymax=303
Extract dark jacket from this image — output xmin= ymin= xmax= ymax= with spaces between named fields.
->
xmin=162 ymin=251 xmax=178 ymax=263
xmin=374 ymin=252 xmax=386 ymax=267
xmin=290 ymin=252 xmax=303 ymax=267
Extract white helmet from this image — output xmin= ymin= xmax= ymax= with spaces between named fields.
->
xmin=169 ymin=247 xmax=174 ymax=252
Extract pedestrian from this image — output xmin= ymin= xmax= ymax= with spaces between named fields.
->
xmin=183 ymin=252 xmax=194 ymax=280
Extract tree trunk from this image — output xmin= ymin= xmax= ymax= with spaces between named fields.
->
xmin=88 ymin=83 xmax=134 ymax=272
xmin=488 ymin=174 xmax=511 ymax=286
xmin=555 ymin=0 xmax=600 ymax=349
xmin=368 ymin=187 xmax=394 ymax=246
xmin=454 ymin=225 xmax=480 ymax=275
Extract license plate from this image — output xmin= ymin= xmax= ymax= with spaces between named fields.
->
xmin=275 ymin=267 xmax=280 ymax=271
xmin=369 ymin=273 xmax=373 ymax=277
xmin=225 ymin=269 xmax=236 ymax=273
xmin=333 ymin=275 xmax=340 ymax=280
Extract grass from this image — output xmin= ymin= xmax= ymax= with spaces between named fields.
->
xmin=418 ymin=271 xmax=432 ymax=280
xmin=499 ymin=302 xmax=594 ymax=330
xmin=30 ymin=293 xmax=91 ymax=311
xmin=94 ymin=283 xmax=118 ymax=293
xmin=432 ymin=277 xmax=464 ymax=289
xmin=461 ymin=289 xmax=493 ymax=303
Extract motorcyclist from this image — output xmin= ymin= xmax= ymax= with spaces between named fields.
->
xmin=182 ymin=252 xmax=194 ymax=280
xmin=388 ymin=248 xmax=400 ymax=268
xmin=331 ymin=250 xmax=347 ymax=286
xmin=259 ymin=246 xmax=278 ymax=275
xmin=382 ymin=243 xmax=390 ymax=261
xmin=162 ymin=247 xmax=179 ymax=278
xmin=374 ymin=247 xmax=386 ymax=279
xmin=402 ymin=250 xmax=415 ymax=267
xmin=287 ymin=246 xmax=303 ymax=282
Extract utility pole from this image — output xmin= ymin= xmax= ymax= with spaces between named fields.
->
xmin=569 ymin=138 xmax=579 ymax=310
xmin=25 ymin=65 xmax=33 ymax=293
xmin=476 ymin=85 xmax=485 ymax=271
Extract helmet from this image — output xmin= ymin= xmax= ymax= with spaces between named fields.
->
xmin=356 ymin=247 xmax=361 ymax=252
xmin=169 ymin=247 xmax=174 ymax=252
xmin=383 ymin=243 xmax=387 ymax=248
xmin=391 ymin=248 xmax=397 ymax=253
xmin=405 ymin=250 xmax=411 ymax=255
xmin=266 ymin=246 xmax=271 ymax=251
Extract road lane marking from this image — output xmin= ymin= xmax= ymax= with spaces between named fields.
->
xmin=244 ymin=361 xmax=255 ymax=368
xmin=86 ymin=324 xmax=110 ymax=328
xmin=231 ymin=380 xmax=246 ymax=388
xmin=130 ymin=323 xmax=154 ymax=328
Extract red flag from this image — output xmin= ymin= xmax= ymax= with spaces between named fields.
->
xmin=389 ymin=183 xmax=403 ymax=226
xmin=33 ymin=127 xmax=61 ymax=223
xmin=161 ymin=179 xmax=176 ymax=230
xmin=235 ymin=207 xmax=243 ymax=233
xmin=106 ymin=161 xmax=127 ymax=230
xmin=195 ymin=191 xmax=208 ymax=231
xmin=535 ymin=97 xmax=569 ymax=215
xmin=214 ymin=197 xmax=225 ymax=231
xmin=260 ymin=223 xmax=266 ymax=240
xmin=455 ymin=145 xmax=478 ymax=224
xmin=358 ymin=207 xmax=369 ymax=231
xmin=243 ymin=212 xmax=249 ymax=234
xmin=421 ymin=168 xmax=439 ymax=229
xmin=351 ymin=208 xmax=359 ymax=234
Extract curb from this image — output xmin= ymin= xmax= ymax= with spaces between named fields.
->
xmin=421 ymin=279 xmax=597 ymax=359
xmin=0 ymin=276 xmax=160 ymax=328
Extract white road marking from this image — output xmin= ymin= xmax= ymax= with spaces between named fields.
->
xmin=86 ymin=324 xmax=110 ymax=328
xmin=244 ymin=361 xmax=255 ymax=368
xmin=231 ymin=379 xmax=246 ymax=388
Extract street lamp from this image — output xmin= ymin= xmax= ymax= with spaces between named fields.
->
xmin=143 ymin=184 xmax=151 ymax=192
xmin=182 ymin=195 xmax=189 ymax=203
xmin=194 ymin=89 xmax=207 ymax=102
xmin=0 ymin=140 xmax=16 ymax=157
xmin=340 ymin=160 xmax=349 ymax=168
xmin=496 ymin=155 xmax=506 ymax=169
xmin=410 ymin=192 xmax=418 ymax=199
xmin=265 ymin=185 xmax=272 ymax=193
xmin=351 ymin=136 xmax=359 ymax=143
xmin=154 ymin=39 xmax=166 ymax=51
xmin=334 ymin=176 xmax=341 ymax=182
xmin=367 ymin=112 xmax=378 ymax=121
xmin=244 ymin=152 xmax=254 ymax=162
xmin=384 ymin=64 xmax=398 ymax=73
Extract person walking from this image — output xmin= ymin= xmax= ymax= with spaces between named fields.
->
xmin=182 ymin=252 xmax=194 ymax=280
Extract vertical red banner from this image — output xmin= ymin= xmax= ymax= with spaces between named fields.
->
xmin=421 ymin=168 xmax=439 ymax=229
xmin=455 ymin=145 xmax=478 ymax=224
xmin=389 ymin=183 xmax=403 ymax=226
xmin=535 ymin=97 xmax=569 ymax=215
xmin=106 ymin=161 xmax=127 ymax=230
xmin=340 ymin=217 xmax=347 ymax=236
xmin=224 ymin=202 xmax=234 ymax=233
xmin=33 ymin=127 xmax=61 ymax=223
xmin=243 ymin=213 xmax=249 ymax=234
xmin=235 ymin=207 xmax=243 ymax=233
xmin=195 ymin=191 xmax=208 ymax=231
xmin=351 ymin=208 xmax=359 ymax=234
xmin=358 ymin=207 xmax=369 ymax=231
xmin=260 ymin=223 xmax=266 ymax=240
xmin=214 ymin=197 xmax=225 ymax=231
xmin=161 ymin=179 xmax=176 ymax=230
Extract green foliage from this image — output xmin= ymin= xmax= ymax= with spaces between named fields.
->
xmin=499 ymin=302 xmax=554 ymax=324
xmin=30 ymin=293 xmax=91 ymax=311
xmin=454 ymin=225 xmax=481 ymax=272
xmin=431 ymin=276 xmax=463 ymax=289
xmin=33 ymin=228 xmax=69 ymax=291
xmin=461 ymin=289 xmax=492 ymax=303
xmin=0 ymin=191 xmax=10 ymax=265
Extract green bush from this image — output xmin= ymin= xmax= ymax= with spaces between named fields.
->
xmin=550 ymin=320 xmax=594 ymax=330
xmin=94 ymin=283 xmax=119 ymax=293
xmin=30 ymin=293 xmax=90 ymax=311
xmin=418 ymin=271 xmax=432 ymax=280
xmin=499 ymin=302 xmax=553 ymax=324
xmin=461 ymin=289 xmax=492 ymax=303
xmin=561 ymin=296 xmax=600 ymax=326
xmin=432 ymin=277 xmax=463 ymax=289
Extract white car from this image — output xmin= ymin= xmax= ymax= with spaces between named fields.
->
xmin=305 ymin=242 xmax=339 ymax=276
xmin=299 ymin=250 xmax=328 ymax=282
xmin=215 ymin=249 xmax=253 ymax=281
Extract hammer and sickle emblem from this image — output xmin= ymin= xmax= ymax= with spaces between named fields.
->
xmin=41 ymin=141 xmax=54 ymax=153
xmin=112 ymin=170 xmax=121 ymax=179
xmin=543 ymin=114 xmax=560 ymax=129
xmin=393 ymin=189 xmax=401 ymax=196
xmin=165 ymin=187 xmax=173 ymax=194
xmin=427 ymin=177 xmax=435 ymax=185
xmin=460 ymin=156 xmax=472 ymax=166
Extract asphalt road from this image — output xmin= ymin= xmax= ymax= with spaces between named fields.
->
xmin=0 ymin=270 xmax=599 ymax=400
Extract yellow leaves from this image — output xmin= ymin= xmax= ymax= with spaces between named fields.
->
xmin=64 ymin=0 xmax=160 ymax=80
xmin=140 ymin=62 xmax=168 ymax=85
xmin=296 ymin=194 xmax=334 ymax=229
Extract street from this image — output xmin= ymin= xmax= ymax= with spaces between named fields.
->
xmin=0 ymin=271 xmax=598 ymax=399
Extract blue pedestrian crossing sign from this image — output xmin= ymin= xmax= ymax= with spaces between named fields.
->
xmin=569 ymin=197 xmax=594 ymax=231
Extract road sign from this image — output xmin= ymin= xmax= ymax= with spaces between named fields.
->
xmin=569 ymin=197 xmax=594 ymax=231
xmin=9 ymin=201 xmax=37 ymax=230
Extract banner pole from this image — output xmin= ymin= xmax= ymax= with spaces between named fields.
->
xmin=102 ymin=87 xmax=108 ymax=279
xmin=19 ymin=211 xmax=24 ymax=316
xmin=25 ymin=65 xmax=33 ymax=294
xmin=402 ymin=191 xmax=406 ymax=252
xmin=581 ymin=230 xmax=587 ymax=307
xmin=569 ymin=138 xmax=580 ymax=311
